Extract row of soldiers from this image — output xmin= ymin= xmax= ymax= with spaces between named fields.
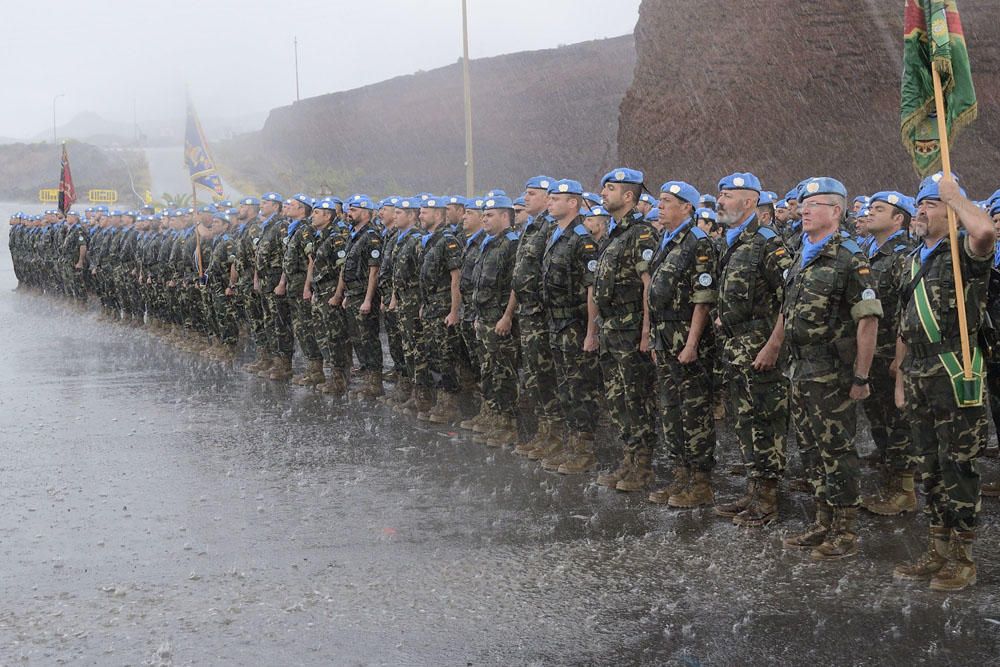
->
xmin=9 ymin=168 xmax=1000 ymax=592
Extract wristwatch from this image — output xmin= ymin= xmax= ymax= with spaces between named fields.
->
xmin=852 ymin=375 xmax=870 ymax=386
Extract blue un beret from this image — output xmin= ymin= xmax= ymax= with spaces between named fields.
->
xmin=586 ymin=205 xmax=610 ymax=217
xmin=758 ymin=191 xmax=777 ymax=206
xmin=660 ymin=180 xmax=701 ymax=207
xmin=421 ymin=196 xmax=447 ymax=209
xmin=482 ymin=195 xmax=514 ymax=210
xmin=513 ymin=195 xmax=526 ymax=207
xmin=347 ymin=194 xmax=374 ymax=210
xmin=548 ymin=179 xmax=584 ymax=195
xmin=261 ymin=192 xmax=284 ymax=203
xmin=870 ymin=191 xmax=916 ymax=217
xmin=524 ymin=176 xmax=553 ymax=191
xmin=582 ymin=192 xmax=602 ymax=207
xmin=290 ymin=193 xmax=314 ymax=209
xmin=240 ymin=196 xmax=260 ymax=207
xmin=718 ymin=172 xmax=762 ymax=193
xmin=639 ymin=193 xmax=657 ymax=206
xmin=644 ymin=208 xmax=660 ymax=222
xmin=695 ymin=207 xmax=718 ymax=223
xmin=798 ymin=177 xmax=848 ymax=201
xmin=601 ymin=167 xmax=644 ymax=187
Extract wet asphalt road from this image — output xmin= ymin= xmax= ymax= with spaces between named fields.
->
xmin=1 ymin=204 xmax=999 ymax=666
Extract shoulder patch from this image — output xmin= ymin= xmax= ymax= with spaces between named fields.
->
xmin=573 ymin=223 xmax=589 ymax=236
xmin=894 ymin=243 xmax=909 ymax=253
xmin=841 ymin=238 xmax=863 ymax=255
xmin=690 ymin=226 xmax=708 ymax=239
xmin=505 ymin=230 xmax=519 ymax=241
xmin=756 ymin=226 xmax=777 ymax=240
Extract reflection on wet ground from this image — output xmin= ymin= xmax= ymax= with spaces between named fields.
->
xmin=1 ymin=227 xmax=998 ymax=665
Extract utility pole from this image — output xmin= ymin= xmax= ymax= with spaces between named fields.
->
xmin=461 ymin=0 xmax=475 ymax=198
xmin=53 ymin=93 xmax=65 ymax=144
xmin=294 ymin=37 xmax=301 ymax=102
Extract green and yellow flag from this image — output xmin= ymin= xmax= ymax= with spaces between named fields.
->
xmin=900 ymin=0 xmax=977 ymax=177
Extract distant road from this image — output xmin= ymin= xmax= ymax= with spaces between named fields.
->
xmin=144 ymin=146 xmax=242 ymax=204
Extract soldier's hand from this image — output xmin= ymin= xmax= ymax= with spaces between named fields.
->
xmin=894 ymin=376 xmax=906 ymax=409
xmin=388 ymin=295 xmax=398 ymax=312
xmin=74 ymin=262 xmax=83 ymax=270
xmin=360 ymin=299 xmax=372 ymax=315
xmin=274 ymin=284 xmax=285 ymax=296
xmin=888 ymin=357 xmax=899 ymax=379
xmin=225 ymin=287 xmax=234 ymax=297
xmin=938 ymin=177 xmax=962 ymax=205
xmin=583 ymin=331 xmax=599 ymax=353
xmin=445 ymin=312 xmax=459 ymax=327
xmin=327 ymin=295 xmax=337 ymax=307
xmin=253 ymin=277 xmax=260 ymax=292
xmin=752 ymin=342 xmax=780 ymax=371
xmin=495 ymin=314 xmax=512 ymax=337
xmin=677 ymin=344 xmax=698 ymax=365
xmin=639 ymin=330 xmax=651 ymax=354
xmin=850 ymin=383 xmax=871 ymax=401
xmin=303 ymin=287 xmax=312 ymax=301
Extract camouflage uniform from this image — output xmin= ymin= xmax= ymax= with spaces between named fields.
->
xmin=235 ymin=216 xmax=266 ymax=352
xmin=310 ymin=225 xmax=350 ymax=374
xmin=541 ymin=217 xmax=599 ymax=434
xmin=511 ymin=213 xmax=560 ymax=422
xmin=648 ymin=220 xmax=719 ymax=471
xmin=283 ymin=218 xmax=323 ymax=362
xmin=783 ymin=233 xmax=882 ymax=508
xmin=342 ymin=222 xmax=383 ymax=372
xmin=593 ymin=208 xmax=658 ymax=467
xmin=393 ymin=227 xmax=431 ymax=387
xmin=472 ymin=229 xmax=521 ymax=417
xmin=459 ymin=228 xmax=487 ymax=387
xmin=59 ymin=221 xmax=89 ymax=303
xmin=254 ymin=215 xmax=293 ymax=360
xmin=378 ymin=227 xmax=406 ymax=375
xmin=899 ymin=235 xmax=991 ymax=533
xmin=717 ymin=216 xmax=792 ymax=481
xmin=205 ymin=230 xmax=239 ymax=348
xmin=419 ymin=227 xmax=464 ymax=393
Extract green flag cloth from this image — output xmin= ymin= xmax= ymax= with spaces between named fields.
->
xmin=900 ymin=0 xmax=977 ymax=177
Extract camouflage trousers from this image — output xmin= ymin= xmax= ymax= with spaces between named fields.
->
xmin=904 ymin=371 xmax=987 ymax=532
xmin=460 ymin=319 xmax=481 ymax=385
xmin=725 ymin=361 xmax=788 ymax=480
xmin=398 ymin=297 xmax=432 ymax=387
xmin=288 ymin=287 xmax=322 ymax=361
xmin=345 ymin=297 xmax=382 ymax=372
xmin=312 ymin=290 xmax=350 ymax=371
xmin=518 ymin=311 xmax=560 ymax=420
xmin=261 ymin=291 xmax=294 ymax=359
xmin=207 ymin=290 xmax=239 ymax=346
xmin=422 ymin=312 xmax=461 ymax=393
xmin=790 ymin=372 xmax=860 ymax=507
xmin=240 ymin=284 xmax=266 ymax=349
xmin=863 ymin=355 xmax=917 ymax=471
xmin=655 ymin=341 xmax=716 ymax=472
xmin=599 ymin=326 xmax=657 ymax=455
xmin=384 ymin=309 xmax=406 ymax=373
xmin=549 ymin=320 xmax=599 ymax=433
xmin=476 ymin=318 xmax=520 ymax=417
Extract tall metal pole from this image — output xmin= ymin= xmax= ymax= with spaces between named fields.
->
xmin=294 ymin=37 xmax=301 ymax=102
xmin=52 ymin=93 xmax=65 ymax=144
xmin=461 ymin=0 xmax=475 ymax=198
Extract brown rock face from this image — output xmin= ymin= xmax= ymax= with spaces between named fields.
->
xmin=217 ymin=36 xmax=635 ymax=197
xmin=618 ymin=0 xmax=1000 ymax=198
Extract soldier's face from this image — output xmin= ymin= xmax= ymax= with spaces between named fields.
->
xmin=716 ymin=190 xmax=755 ymax=226
xmin=917 ymin=199 xmax=948 ymax=238
xmin=658 ymin=193 xmax=690 ymax=228
xmin=584 ymin=215 xmax=608 ymax=239
xmin=482 ymin=209 xmax=506 ymax=235
xmin=381 ymin=207 xmax=396 ymax=228
xmin=866 ymin=202 xmax=897 ymax=235
xmin=775 ymin=208 xmax=789 ymax=223
xmin=261 ymin=201 xmax=279 ymax=217
xmin=523 ymin=188 xmax=547 ymax=215
xmin=636 ymin=200 xmax=652 ymax=215
xmin=446 ymin=204 xmax=464 ymax=224
xmin=285 ymin=201 xmax=305 ymax=220
xmin=547 ymin=194 xmax=578 ymax=220
xmin=787 ymin=200 xmax=799 ymax=218
xmin=463 ymin=209 xmax=482 ymax=231
xmin=800 ymin=196 xmax=842 ymax=236
xmin=991 ymin=213 xmax=1000 ymax=240
xmin=514 ymin=206 xmax=528 ymax=227
xmin=312 ymin=209 xmax=333 ymax=228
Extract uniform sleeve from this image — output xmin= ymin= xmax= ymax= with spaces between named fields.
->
xmin=761 ymin=235 xmax=793 ymax=294
xmin=689 ymin=236 xmax=719 ymax=305
xmin=578 ymin=236 xmax=598 ymax=289
xmin=365 ymin=230 xmax=383 ymax=268
xmin=633 ymin=226 xmax=657 ymax=275
xmin=443 ymin=235 xmax=463 ymax=271
xmin=845 ymin=252 xmax=884 ymax=321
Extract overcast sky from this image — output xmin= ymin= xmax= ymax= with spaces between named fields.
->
xmin=1 ymin=0 xmax=641 ymax=140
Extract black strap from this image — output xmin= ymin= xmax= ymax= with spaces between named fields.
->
xmin=901 ymin=245 xmax=944 ymax=310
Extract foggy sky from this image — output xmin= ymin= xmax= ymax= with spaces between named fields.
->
xmin=1 ymin=0 xmax=641 ymax=140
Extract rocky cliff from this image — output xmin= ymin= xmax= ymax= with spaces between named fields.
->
xmin=216 ymin=36 xmax=635 ymax=197
xmin=617 ymin=0 xmax=1000 ymax=197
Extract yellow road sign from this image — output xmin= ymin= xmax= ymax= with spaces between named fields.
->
xmin=38 ymin=188 xmax=59 ymax=203
xmin=87 ymin=189 xmax=118 ymax=203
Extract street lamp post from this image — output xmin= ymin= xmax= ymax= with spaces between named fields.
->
xmin=53 ymin=93 xmax=65 ymax=144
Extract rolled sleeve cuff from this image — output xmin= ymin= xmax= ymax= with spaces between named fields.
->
xmin=851 ymin=299 xmax=883 ymax=322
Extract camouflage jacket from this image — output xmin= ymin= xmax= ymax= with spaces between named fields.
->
xmin=420 ymin=226 xmax=463 ymax=317
xmin=594 ymin=208 xmax=657 ymax=330
xmin=865 ymin=229 xmax=913 ymax=357
xmin=391 ymin=227 xmax=423 ymax=307
xmin=648 ymin=220 xmax=718 ymax=355
xmin=460 ymin=228 xmax=487 ymax=322
xmin=541 ymin=217 xmax=598 ymax=332
xmin=254 ymin=215 xmax=289 ymax=291
xmin=342 ymin=223 xmax=382 ymax=299
xmin=782 ymin=232 xmax=882 ymax=380
xmin=234 ymin=217 xmax=263 ymax=288
xmin=310 ymin=225 xmax=347 ymax=294
xmin=206 ymin=232 xmax=237 ymax=293
xmin=472 ymin=229 xmax=519 ymax=323
xmin=282 ymin=218 xmax=313 ymax=293
xmin=511 ymin=213 xmax=554 ymax=316
xmin=378 ymin=228 xmax=399 ymax=306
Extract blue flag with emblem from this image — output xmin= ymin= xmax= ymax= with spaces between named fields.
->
xmin=185 ymin=94 xmax=225 ymax=202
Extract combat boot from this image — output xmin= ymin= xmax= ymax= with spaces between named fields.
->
xmin=358 ymin=371 xmax=385 ymax=399
xmin=320 ymin=367 xmax=348 ymax=397
xmin=783 ymin=506 xmax=833 ymax=549
xmin=597 ymin=456 xmax=633 ymax=489
xmin=668 ymin=470 xmax=714 ymax=508
xmin=268 ymin=357 xmax=293 ymax=382
xmin=929 ymin=531 xmax=977 ymax=591
xmin=293 ymin=359 xmax=323 ymax=386
xmin=385 ymin=377 xmax=413 ymax=406
xmin=484 ymin=414 xmax=518 ymax=448
xmin=712 ymin=478 xmax=757 ymax=517
xmin=473 ymin=407 xmax=500 ymax=435
xmin=428 ymin=391 xmax=459 ymax=424
xmin=893 ymin=526 xmax=950 ymax=580
xmin=616 ymin=451 xmax=654 ymax=492
xmin=810 ymin=506 xmax=858 ymax=561
xmin=515 ymin=420 xmax=553 ymax=457
xmin=404 ymin=387 xmax=435 ymax=417
xmin=216 ymin=344 xmax=238 ymax=363
xmin=254 ymin=355 xmax=275 ymax=377
xmin=529 ymin=424 xmax=566 ymax=463
xmin=733 ymin=478 xmax=779 ymax=527
xmin=541 ymin=430 xmax=576 ymax=471
xmin=459 ymin=401 xmax=489 ymax=431
xmin=557 ymin=432 xmax=597 ymax=475
xmin=649 ymin=466 xmax=692 ymax=505
xmin=863 ymin=471 xmax=917 ymax=516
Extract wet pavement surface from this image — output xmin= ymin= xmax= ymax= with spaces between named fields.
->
xmin=2 ymin=204 xmax=999 ymax=665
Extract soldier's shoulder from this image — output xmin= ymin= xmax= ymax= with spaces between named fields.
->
xmin=505 ymin=230 xmax=519 ymax=242
xmin=839 ymin=237 xmax=864 ymax=256
xmin=690 ymin=226 xmax=709 ymax=240
xmin=756 ymin=225 xmax=778 ymax=240
xmin=573 ymin=223 xmax=589 ymax=237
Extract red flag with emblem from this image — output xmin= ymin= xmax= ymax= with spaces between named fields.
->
xmin=58 ymin=142 xmax=76 ymax=215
